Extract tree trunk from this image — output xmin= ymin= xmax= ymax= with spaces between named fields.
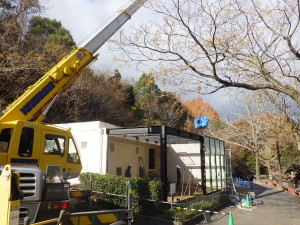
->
xmin=275 ymin=140 xmax=283 ymax=190
xmin=265 ymin=161 xmax=272 ymax=180
xmin=255 ymin=151 xmax=261 ymax=183
xmin=294 ymin=132 xmax=300 ymax=152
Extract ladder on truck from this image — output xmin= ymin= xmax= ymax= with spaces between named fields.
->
xmin=224 ymin=149 xmax=239 ymax=199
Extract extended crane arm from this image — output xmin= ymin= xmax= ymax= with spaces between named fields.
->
xmin=82 ymin=0 xmax=147 ymax=54
xmin=0 ymin=0 xmax=147 ymax=123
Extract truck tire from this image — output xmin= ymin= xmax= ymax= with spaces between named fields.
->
xmin=110 ymin=221 xmax=127 ymax=225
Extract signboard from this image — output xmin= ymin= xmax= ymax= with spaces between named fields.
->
xmin=170 ymin=183 xmax=176 ymax=195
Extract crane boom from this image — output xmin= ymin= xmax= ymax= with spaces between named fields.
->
xmin=82 ymin=0 xmax=148 ymax=54
xmin=0 ymin=0 xmax=147 ymax=123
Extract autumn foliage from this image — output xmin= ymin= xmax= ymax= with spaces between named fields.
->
xmin=183 ymin=97 xmax=219 ymax=120
xmin=182 ymin=97 xmax=220 ymax=133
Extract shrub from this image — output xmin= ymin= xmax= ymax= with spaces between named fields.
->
xmin=171 ymin=194 xmax=230 ymax=222
xmin=79 ymin=173 xmax=163 ymax=214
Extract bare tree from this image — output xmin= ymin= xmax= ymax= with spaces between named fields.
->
xmin=263 ymin=91 xmax=300 ymax=151
xmin=0 ymin=0 xmax=42 ymax=110
xmin=114 ymin=0 xmax=300 ymax=105
xmin=211 ymin=91 xmax=296 ymax=187
xmin=218 ymin=94 xmax=270 ymax=183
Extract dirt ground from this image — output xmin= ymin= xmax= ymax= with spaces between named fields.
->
xmin=167 ymin=184 xmax=203 ymax=202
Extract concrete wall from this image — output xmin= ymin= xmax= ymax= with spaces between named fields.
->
xmin=56 ymin=121 xmax=118 ymax=174
xmin=56 ymin=121 xmax=160 ymax=178
xmin=108 ymin=137 xmax=160 ymax=178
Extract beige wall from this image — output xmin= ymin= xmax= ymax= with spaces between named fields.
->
xmin=168 ymin=144 xmax=202 ymax=185
xmin=107 ymin=137 xmax=160 ymax=178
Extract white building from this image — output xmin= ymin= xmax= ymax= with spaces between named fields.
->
xmin=56 ymin=121 xmax=225 ymax=196
xmin=56 ymin=121 xmax=161 ymax=178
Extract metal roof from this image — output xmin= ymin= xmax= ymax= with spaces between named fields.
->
xmin=107 ymin=126 xmax=204 ymax=144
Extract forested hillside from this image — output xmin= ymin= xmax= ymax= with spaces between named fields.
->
xmin=1 ymin=0 xmax=299 ymax=186
xmin=0 ymin=0 xmax=213 ymax=128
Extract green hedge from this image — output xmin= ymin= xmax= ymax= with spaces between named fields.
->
xmin=79 ymin=173 xmax=163 ymax=214
xmin=173 ymin=194 xmax=231 ymax=222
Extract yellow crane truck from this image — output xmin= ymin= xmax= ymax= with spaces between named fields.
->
xmin=0 ymin=0 xmax=147 ymax=223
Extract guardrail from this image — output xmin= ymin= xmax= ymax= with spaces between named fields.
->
xmin=87 ymin=188 xmax=227 ymax=222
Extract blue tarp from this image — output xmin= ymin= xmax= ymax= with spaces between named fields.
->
xmin=194 ymin=116 xmax=209 ymax=129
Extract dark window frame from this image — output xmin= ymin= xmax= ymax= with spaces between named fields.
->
xmin=18 ymin=127 xmax=34 ymax=157
xmin=0 ymin=128 xmax=13 ymax=153
xmin=149 ymin=148 xmax=155 ymax=169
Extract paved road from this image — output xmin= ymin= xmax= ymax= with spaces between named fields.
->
xmin=203 ymin=182 xmax=300 ymax=225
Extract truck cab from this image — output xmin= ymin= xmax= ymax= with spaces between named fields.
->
xmin=0 ymin=121 xmax=82 ymax=223
xmin=0 ymin=120 xmax=82 ymax=179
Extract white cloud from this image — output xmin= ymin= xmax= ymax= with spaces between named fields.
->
xmin=40 ymin=0 xmax=233 ymax=117
xmin=41 ymin=0 xmax=149 ymax=78
xmin=42 ymin=0 xmax=130 ymax=44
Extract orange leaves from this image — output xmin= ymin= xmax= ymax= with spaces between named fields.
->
xmin=183 ymin=97 xmax=219 ymax=121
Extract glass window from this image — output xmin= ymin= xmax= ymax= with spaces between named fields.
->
xmin=18 ymin=127 xmax=34 ymax=157
xmin=67 ymin=138 xmax=80 ymax=164
xmin=44 ymin=134 xmax=65 ymax=155
xmin=0 ymin=128 xmax=13 ymax=153
xmin=215 ymin=140 xmax=220 ymax=155
xmin=210 ymin=138 xmax=216 ymax=156
xmin=110 ymin=143 xmax=115 ymax=152
xmin=220 ymin=141 xmax=225 ymax=155
xmin=46 ymin=165 xmax=63 ymax=183
xmin=81 ymin=141 xmax=87 ymax=149
xmin=116 ymin=167 xmax=122 ymax=176
xmin=149 ymin=149 xmax=155 ymax=169
xmin=204 ymin=137 xmax=210 ymax=153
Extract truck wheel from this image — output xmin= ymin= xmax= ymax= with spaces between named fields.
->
xmin=110 ymin=221 xmax=127 ymax=225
